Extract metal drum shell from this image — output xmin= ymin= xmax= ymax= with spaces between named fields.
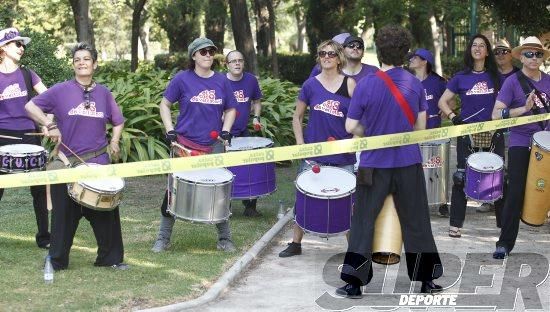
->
xmin=420 ymin=139 xmax=450 ymax=206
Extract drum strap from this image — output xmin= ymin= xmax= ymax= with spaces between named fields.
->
xmin=376 ymin=70 xmax=415 ymax=127
xmin=20 ymin=66 xmax=36 ymax=101
xmin=516 ymin=71 xmax=549 ymax=130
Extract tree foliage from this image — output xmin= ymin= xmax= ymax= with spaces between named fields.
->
xmin=152 ymin=0 xmax=203 ymax=53
xmin=204 ymin=0 xmax=228 ymax=51
xmin=479 ymin=0 xmax=550 ymax=35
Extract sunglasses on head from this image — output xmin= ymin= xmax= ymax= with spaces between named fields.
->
xmin=13 ymin=41 xmax=26 ymax=49
xmin=345 ymin=43 xmax=364 ymax=50
xmin=522 ymin=51 xmax=544 ymax=59
xmin=318 ymin=51 xmax=337 ymax=58
xmin=198 ymin=48 xmax=216 ymax=56
xmin=494 ymin=49 xmax=510 ymax=56
xmin=83 ymin=89 xmax=91 ymax=109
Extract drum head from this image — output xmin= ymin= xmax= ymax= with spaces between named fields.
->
xmin=296 ymin=166 xmax=355 ymax=199
xmin=0 ymin=144 xmax=45 ymax=154
xmin=174 ymin=168 xmax=234 ymax=184
xmin=75 ymin=163 xmax=125 ymax=191
xmin=226 ymin=137 xmax=273 ymax=151
xmin=467 ymin=152 xmax=503 ymax=172
xmin=533 ymin=131 xmax=550 ymax=152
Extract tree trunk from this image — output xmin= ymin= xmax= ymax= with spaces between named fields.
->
xmin=429 ymin=15 xmax=443 ymax=76
xmin=294 ymin=5 xmax=305 ymax=52
xmin=130 ymin=0 xmax=147 ymax=72
xmin=139 ymin=23 xmax=149 ymax=61
xmin=228 ymin=0 xmax=258 ymax=75
xmin=266 ymin=0 xmax=278 ymax=77
xmin=253 ymin=0 xmax=269 ymax=57
xmin=69 ymin=0 xmax=95 ymax=46
xmin=205 ymin=0 xmax=227 ymax=51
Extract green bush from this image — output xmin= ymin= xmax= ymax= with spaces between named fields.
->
xmin=95 ymin=68 xmax=173 ymax=162
xmin=19 ymin=29 xmax=72 ymax=87
xmin=258 ymin=53 xmax=316 ymax=85
xmin=154 ymin=52 xmax=225 ymax=71
xmin=441 ymin=55 xmax=464 ymax=79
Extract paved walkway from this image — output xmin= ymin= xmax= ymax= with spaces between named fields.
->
xmin=201 ymin=139 xmax=550 ymax=311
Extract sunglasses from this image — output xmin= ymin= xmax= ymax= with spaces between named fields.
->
xmin=345 ymin=43 xmax=364 ymax=50
xmin=83 ymin=89 xmax=91 ymax=109
xmin=198 ymin=48 xmax=216 ymax=56
xmin=318 ymin=51 xmax=338 ymax=58
xmin=494 ymin=49 xmax=510 ymax=56
xmin=522 ymin=51 xmax=544 ymax=59
xmin=13 ymin=41 xmax=26 ymax=49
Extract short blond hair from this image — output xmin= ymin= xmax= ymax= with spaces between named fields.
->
xmin=316 ymin=40 xmax=346 ymax=73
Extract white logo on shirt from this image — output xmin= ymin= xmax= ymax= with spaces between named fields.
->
xmin=313 ymin=100 xmax=344 ymax=117
xmin=534 ymin=92 xmax=549 ymax=110
xmin=190 ymin=90 xmax=223 ymax=104
xmin=233 ymin=90 xmax=249 ymax=103
xmin=0 ymin=83 xmax=27 ymax=101
xmin=466 ymin=81 xmax=494 ymax=95
xmin=68 ymin=102 xmax=104 ymax=118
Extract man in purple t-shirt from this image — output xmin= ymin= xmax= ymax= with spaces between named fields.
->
xmin=0 ymin=27 xmax=50 ymax=249
xmin=494 ymin=39 xmax=520 ymax=80
xmin=336 ymin=25 xmax=442 ymax=299
xmin=490 ymin=36 xmax=550 ymax=259
xmin=225 ymin=50 xmax=264 ymax=217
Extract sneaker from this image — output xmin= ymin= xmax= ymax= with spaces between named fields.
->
xmin=111 ymin=263 xmax=130 ymax=270
xmin=217 ymin=239 xmax=236 ymax=252
xmin=335 ymin=284 xmax=362 ymax=299
xmin=438 ymin=205 xmax=449 ymax=218
xmin=476 ymin=203 xmax=494 ymax=213
xmin=492 ymin=246 xmax=509 ymax=259
xmin=243 ymin=207 xmax=262 ymax=217
xmin=151 ymin=239 xmax=171 ymax=253
xmin=278 ymin=242 xmax=302 ymax=257
xmin=38 ymin=242 xmax=50 ymax=249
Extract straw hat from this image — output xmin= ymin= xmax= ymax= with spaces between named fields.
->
xmin=511 ymin=36 xmax=550 ymax=60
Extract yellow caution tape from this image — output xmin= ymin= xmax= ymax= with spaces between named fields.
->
xmin=0 ymin=113 xmax=548 ymax=188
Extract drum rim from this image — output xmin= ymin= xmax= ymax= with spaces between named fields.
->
xmin=533 ymin=131 xmax=550 ymax=152
xmin=67 ymin=184 xmax=121 ymax=210
xmin=466 ymin=152 xmax=504 ymax=172
xmin=0 ymin=144 xmax=46 ymax=153
xmin=294 ymin=220 xmax=349 ymax=237
xmin=295 ymin=166 xmax=356 ymax=199
xmin=75 ymin=180 xmax=126 ymax=193
xmin=0 ymin=151 xmax=47 ymax=157
xmin=419 ymin=139 xmax=451 ymax=146
xmin=172 ymin=168 xmax=234 ymax=184
xmin=226 ymin=137 xmax=274 ymax=151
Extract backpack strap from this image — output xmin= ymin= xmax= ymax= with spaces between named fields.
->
xmin=20 ymin=66 xmax=36 ymax=101
xmin=515 ymin=71 xmax=549 ymax=130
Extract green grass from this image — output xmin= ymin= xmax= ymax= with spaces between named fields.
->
xmin=0 ymin=163 xmax=297 ymax=311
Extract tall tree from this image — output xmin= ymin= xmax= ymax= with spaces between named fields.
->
xmin=253 ymin=0 xmax=278 ymax=76
xmin=69 ymin=0 xmax=95 ymax=45
xmin=204 ymin=0 xmax=227 ymax=51
xmin=0 ymin=0 xmax=18 ymax=28
xmin=480 ymin=0 xmax=550 ymax=35
xmin=228 ymin=0 xmax=258 ymax=75
xmin=126 ymin=0 xmax=147 ymax=72
xmin=153 ymin=0 xmax=202 ymax=53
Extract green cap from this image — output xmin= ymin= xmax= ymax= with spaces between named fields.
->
xmin=188 ymin=37 xmax=217 ymax=59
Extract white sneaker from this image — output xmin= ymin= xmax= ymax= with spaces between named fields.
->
xmin=151 ymin=239 xmax=171 ymax=253
xmin=217 ymin=239 xmax=236 ymax=252
xmin=476 ymin=203 xmax=494 ymax=213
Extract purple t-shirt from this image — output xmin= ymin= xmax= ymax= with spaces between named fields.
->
xmin=348 ymin=68 xmax=428 ymax=168
xmin=227 ymin=72 xmax=262 ymax=136
xmin=422 ymin=74 xmax=447 ymax=129
xmin=164 ymin=70 xmax=238 ymax=145
xmin=501 ymin=66 xmax=520 ymax=81
xmin=496 ymin=72 xmax=550 ymax=147
xmin=299 ymin=77 xmax=355 ymax=165
xmin=447 ymin=70 xmax=501 ymax=123
xmin=309 ymin=63 xmax=378 ymax=82
xmin=0 ymin=68 xmax=41 ymax=130
xmin=32 ymin=80 xmax=124 ymax=160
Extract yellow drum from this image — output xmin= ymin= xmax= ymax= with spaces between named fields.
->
xmin=372 ymin=195 xmax=403 ymax=265
xmin=521 ymin=131 xmax=550 ymax=226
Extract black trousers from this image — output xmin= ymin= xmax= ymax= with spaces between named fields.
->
xmin=450 ymin=133 xmax=506 ymax=228
xmin=48 ymin=183 xmax=124 ymax=270
xmin=0 ymin=129 xmax=49 ymax=247
xmin=496 ymin=147 xmax=530 ymax=252
xmin=341 ymin=164 xmax=442 ymax=286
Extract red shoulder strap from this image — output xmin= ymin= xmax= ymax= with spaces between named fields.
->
xmin=375 ymin=70 xmax=415 ymax=126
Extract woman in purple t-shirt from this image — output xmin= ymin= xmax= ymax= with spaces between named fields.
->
xmin=0 ymin=27 xmax=50 ymax=249
xmin=278 ymin=40 xmax=356 ymax=258
xmin=152 ymin=37 xmax=238 ymax=253
xmin=490 ymin=37 xmax=550 ymax=259
xmin=25 ymin=42 xmax=126 ymax=271
xmin=438 ymin=34 xmax=505 ymax=238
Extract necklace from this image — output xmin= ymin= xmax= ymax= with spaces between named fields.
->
xmin=76 ymin=79 xmax=95 ymax=91
xmin=472 ymin=68 xmax=485 ymax=73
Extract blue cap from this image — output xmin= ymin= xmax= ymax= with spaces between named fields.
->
xmin=411 ymin=48 xmax=434 ymax=67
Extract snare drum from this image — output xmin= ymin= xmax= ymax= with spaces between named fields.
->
xmin=0 ymin=144 xmax=47 ymax=173
xmin=227 ymin=137 xmax=276 ymax=199
xmin=420 ymin=139 xmax=450 ymax=206
xmin=67 ymin=163 xmax=125 ymax=211
xmin=294 ymin=166 xmax=355 ymax=237
xmin=465 ymin=152 xmax=504 ymax=203
xmin=169 ymin=168 xmax=233 ymax=224
xmin=522 ymin=131 xmax=550 ymax=226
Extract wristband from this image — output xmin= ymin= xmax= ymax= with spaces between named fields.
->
xmin=254 ymin=115 xmax=261 ymax=122
xmin=46 ymin=122 xmax=58 ymax=130
xmin=501 ymin=108 xmax=510 ymax=119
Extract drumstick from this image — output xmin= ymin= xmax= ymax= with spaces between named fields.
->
xmin=304 ymin=160 xmax=321 ymax=173
xmin=24 ymin=132 xmax=44 ymax=136
xmin=59 ymin=141 xmax=89 ymax=166
xmin=0 ymin=134 xmax=22 ymax=140
xmin=462 ymin=108 xmax=485 ymax=122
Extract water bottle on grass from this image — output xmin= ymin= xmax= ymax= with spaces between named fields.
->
xmin=44 ymin=255 xmax=54 ymax=284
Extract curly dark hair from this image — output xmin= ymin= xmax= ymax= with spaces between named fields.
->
xmin=71 ymin=42 xmax=98 ymax=62
xmin=375 ymin=25 xmax=412 ymax=66
xmin=463 ymin=34 xmax=501 ymax=91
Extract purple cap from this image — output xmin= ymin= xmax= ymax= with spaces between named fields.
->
xmin=411 ymin=48 xmax=434 ymax=66
xmin=332 ymin=33 xmax=351 ymax=44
